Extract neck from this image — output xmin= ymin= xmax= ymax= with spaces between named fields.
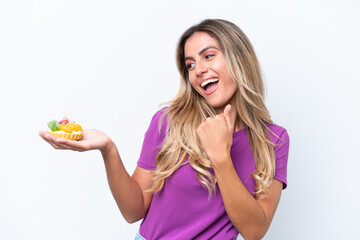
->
xmin=235 ymin=119 xmax=245 ymax=132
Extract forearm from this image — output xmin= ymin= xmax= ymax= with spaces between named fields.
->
xmin=213 ymin=159 xmax=267 ymax=240
xmin=101 ymin=141 xmax=146 ymax=223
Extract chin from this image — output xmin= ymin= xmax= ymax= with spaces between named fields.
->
xmin=208 ymin=102 xmax=226 ymax=111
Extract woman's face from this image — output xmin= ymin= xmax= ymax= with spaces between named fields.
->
xmin=184 ymin=32 xmax=238 ymax=113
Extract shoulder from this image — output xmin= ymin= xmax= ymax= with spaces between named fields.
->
xmin=267 ymin=123 xmax=290 ymax=146
xmin=145 ymin=106 xmax=169 ymax=139
xmin=151 ymin=106 xmax=169 ymax=123
xmin=151 ymin=106 xmax=169 ymax=120
xmin=137 ymin=107 xmax=169 ymax=170
xmin=268 ymin=124 xmax=290 ymax=189
xmin=148 ymin=106 xmax=169 ymax=128
xmin=267 ymin=124 xmax=290 ymax=168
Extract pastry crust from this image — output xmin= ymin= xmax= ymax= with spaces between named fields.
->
xmin=46 ymin=130 xmax=83 ymax=140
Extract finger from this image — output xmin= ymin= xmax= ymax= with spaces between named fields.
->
xmin=39 ymin=131 xmax=58 ymax=145
xmin=38 ymin=131 xmax=46 ymax=138
xmin=53 ymin=140 xmax=84 ymax=151
xmin=40 ymin=132 xmax=85 ymax=151
xmin=223 ymin=104 xmax=235 ymax=131
xmin=56 ymin=138 xmax=89 ymax=151
xmin=41 ymin=135 xmax=69 ymax=150
xmin=39 ymin=131 xmax=57 ymax=142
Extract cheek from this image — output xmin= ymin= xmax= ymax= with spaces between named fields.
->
xmin=188 ymin=75 xmax=199 ymax=92
xmin=226 ymin=78 xmax=238 ymax=94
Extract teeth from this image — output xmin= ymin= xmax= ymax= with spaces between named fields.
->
xmin=201 ymin=78 xmax=219 ymax=88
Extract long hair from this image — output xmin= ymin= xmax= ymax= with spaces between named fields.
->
xmin=149 ymin=19 xmax=276 ymax=199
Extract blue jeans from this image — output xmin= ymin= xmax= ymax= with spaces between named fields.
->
xmin=135 ymin=231 xmax=145 ymax=240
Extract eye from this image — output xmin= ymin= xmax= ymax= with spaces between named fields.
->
xmin=204 ymin=54 xmax=215 ymax=60
xmin=186 ymin=62 xmax=195 ymax=70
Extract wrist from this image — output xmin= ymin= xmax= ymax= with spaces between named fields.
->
xmin=210 ymin=151 xmax=232 ymax=169
xmin=100 ymin=137 xmax=115 ymax=156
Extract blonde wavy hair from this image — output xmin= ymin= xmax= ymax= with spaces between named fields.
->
xmin=149 ymin=19 xmax=276 ymax=199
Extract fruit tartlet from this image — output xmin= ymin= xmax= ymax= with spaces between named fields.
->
xmin=46 ymin=118 xmax=83 ymax=140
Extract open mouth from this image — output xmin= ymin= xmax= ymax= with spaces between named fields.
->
xmin=201 ymin=78 xmax=219 ymax=94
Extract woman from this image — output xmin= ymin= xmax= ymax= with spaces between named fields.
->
xmin=40 ymin=19 xmax=289 ymax=240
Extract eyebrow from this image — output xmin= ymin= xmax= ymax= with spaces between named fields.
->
xmin=184 ymin=46 xmax=220 ymax=61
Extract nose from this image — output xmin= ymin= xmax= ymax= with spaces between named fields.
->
xmin=195 ymin=61 xmax=208 ymax=76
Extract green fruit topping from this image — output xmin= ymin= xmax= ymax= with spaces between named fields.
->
xmin=47 ymin=120 xmax=60 ymax=132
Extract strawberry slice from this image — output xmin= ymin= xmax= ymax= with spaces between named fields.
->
xmin=59 ymin=119 xmax=69 ymax=125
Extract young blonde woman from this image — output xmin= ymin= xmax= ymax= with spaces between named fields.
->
xmin=40 ymin=19 xmax=290 ymax=240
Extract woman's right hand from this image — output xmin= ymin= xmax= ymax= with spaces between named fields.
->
xmin=39 ymin=129 xmax=113 ymax=153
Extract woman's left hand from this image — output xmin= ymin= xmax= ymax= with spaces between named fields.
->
xmin=196 ymin=104 xmax=237 ymax=166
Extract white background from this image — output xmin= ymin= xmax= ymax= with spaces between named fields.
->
xmin=1 ymin=0 xmax=359 ymax=239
